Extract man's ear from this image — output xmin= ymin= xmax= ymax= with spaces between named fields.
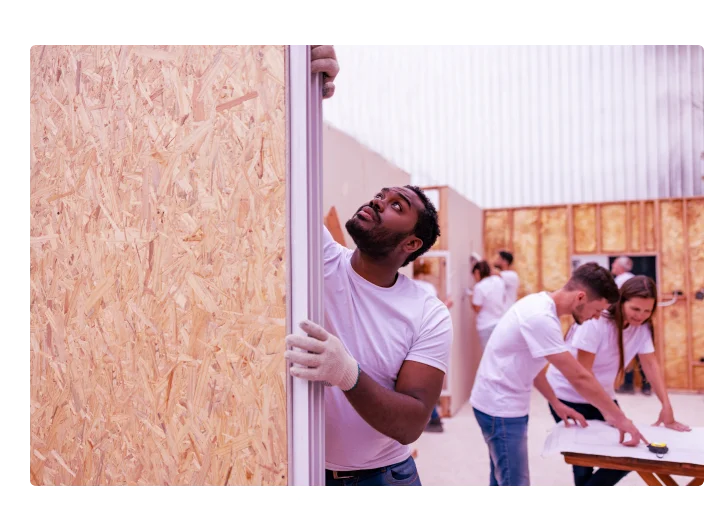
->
xmin=404 ymin=236 xmax=423 ymax=254
xmin=576 ymin=291 xmax=586 ymax=303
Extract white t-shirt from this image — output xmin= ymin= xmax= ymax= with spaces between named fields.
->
xmin=470 ymin=292 xmax=567 ymax=418
xmin=614 ymin=271 xmax=635 ymax=288
xmin=322 ymin=227 xmax=453 ymax=470
xmin=546 ymin=314 xmax=655 ymax=403
xmin=472 ymin=275 xmax=507 ymax=330
xmin=414 ymin=279 xmax=438 ymax=298
xmin=501 ymin=270 xmax=520 ymax=306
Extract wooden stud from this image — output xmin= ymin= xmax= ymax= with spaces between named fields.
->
xmin=595 ymin=203 xmax=602 ymax=253
xmin=683 ymin=199 xmax=693 ymax=390
xmin=625 ymin=202 xmax=632 ymax=252
xmin=567 ymin=204 xmax=574 ymax=260
xmin=639 ymin=200 xmax=646 ymax=252
xmin=655 ymin=200 xmax=665 ymax=374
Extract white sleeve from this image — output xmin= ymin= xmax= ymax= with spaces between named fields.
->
xmin=472 ymin=281 xmax=485 ymax=307
xmin=568 ymin=319 xmax=602 ymax=355
xmin=323 ymin=225 xmax=344 ymax=264
xmin=519 ymin=314 xmax=567 ymax=358
xmin=405 ymin=302 xmax=453 ymax=374
xmin=637 ymin=327 xmax=655 ymax=355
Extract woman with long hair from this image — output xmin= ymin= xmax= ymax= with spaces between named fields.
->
xmin=537 ymin=275 xmax=691 ymax=486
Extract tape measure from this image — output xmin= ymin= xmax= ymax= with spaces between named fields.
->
xmin=648 ymin=442 xmax=669 ymax=458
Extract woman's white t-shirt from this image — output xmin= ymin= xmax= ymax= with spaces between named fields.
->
xmin=546 ymin=313 xmax=655 ymax=403
xmin=472 ymin=275 xmax=507 ymax=330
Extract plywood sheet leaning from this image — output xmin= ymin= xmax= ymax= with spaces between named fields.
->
xmin=512 ymin=209 xmax=539 ymax=298
xmin=540 ymin=208 xmax=569 ymax=291
xmin=629 ymin=202 xmax=641 ymax=252
xmin=661 ymin=304 xmax=689 ymax=389
xmin=573 ymin=204 xmax=597 ymax=254
xmin=687 ymin=198 xmax=704 ymax=388
xmin=600 ymin=204 xmax=627 ymax=253
xmin=644 ymin=202 xmax=656 ymax=251
xmin=30 ymin=46 xmax=288 ymax=485
xmin=660 ymin=201 xmax=686 ymax=296
xmin=483 ymin=210 xmax=510 ymax=262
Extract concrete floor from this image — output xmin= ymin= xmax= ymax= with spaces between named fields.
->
xmin=412 ymin=389 xmax=704 ymax=485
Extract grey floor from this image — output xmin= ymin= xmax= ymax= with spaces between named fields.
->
xmin=412 ymin=389 xmax=704 ymax=486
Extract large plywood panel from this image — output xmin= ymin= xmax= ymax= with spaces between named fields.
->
xmin=484 ymin=210 xmax=510 ymax=261
xmin=660 ymin=201 xmax=686 ymax=296
xmin=629 ymin=202 xmax=641 ymax=252
xmin=540 ymin=208 xmax=569 ymax=291
xmin=694 ymin=367 xmax=704 ymax=391
xmin=513 ymin=209 xmax=540 ymax=298
xmin=30 ymin=46 xmax=288 ymax=485
xmin=601 ymin=204 xmax=628 ymax=253
xmin=573 ymin=204 xmax=597 ymax=254
xmin=662 ymin=305 xmax=689 ymax=389
xmin=644 ymin=202 xmax=656 ymax=251
xmin=688 ymin=198 xmax=704 ymax=373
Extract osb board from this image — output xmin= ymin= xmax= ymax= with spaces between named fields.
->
xmin=600 ymin=204 xmax=627 ymax=253
xmin=687 ymin=199 xmax=704 ymax=372
xmin=694 ymin=366 xmax=704 ymax=392
xmin=30 ymin=46 xmax=288 ymax=485
xmin=483 ymin=210 xmax=510 ymax=261
xmin=324 ymin=206 xmax=346 ymax=247
xmin=644 ymin=202 xmax=656 ymax=251
xmin=539 ymin=208 xmax=569 ymax=291
xmin=512 ymin=209 xmax=539 ymax=298
xmin=629 ymin=202 xmax=641 ymax=252
xmin=573 ymin=205 xmax=596 ymax=254
xmin=661 ymin=305 xmax=689 ymax=389
xmin=660 ymin=201 xmax=685 ymax=296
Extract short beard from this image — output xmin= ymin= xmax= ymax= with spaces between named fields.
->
xmin=345 ymin=217 xmax=410 ymax=260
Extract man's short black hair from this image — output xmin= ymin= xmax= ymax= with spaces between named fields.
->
xmin=499 ymin=250 xmax=514 ymax=266
xmin=403 ymin=185 xmax=440 ymax=267
xmin=566 ymin=262 xmax=619 ymax=304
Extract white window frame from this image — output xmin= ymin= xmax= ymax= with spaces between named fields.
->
xmin=286 ymin=45 xmax=325 ymax=486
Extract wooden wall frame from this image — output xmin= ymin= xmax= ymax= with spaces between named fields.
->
xmin=484 ymin=196 xmax=704 ymax=392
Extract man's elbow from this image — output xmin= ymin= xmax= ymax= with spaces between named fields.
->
xmin=397 ymin=429 xmax=422 ymax=446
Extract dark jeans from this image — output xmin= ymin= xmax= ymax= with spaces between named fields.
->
xmin=430 ymin=407 xmax=440 ymax=421
xmin=549 ymin=399 xmax=629 ymax=486
xmin=623 ymin=356 xmax=649 ymax=388
xmin=325 ymin=456 xmax=421 ymax=486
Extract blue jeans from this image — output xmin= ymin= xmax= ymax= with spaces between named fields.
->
xmin=473 ymin=407 xmax=530 ymax=486
xmin=325 ymin=456 xmax=421 ymax=486
xmin=549 ymin=399 xmax=629 ymax=486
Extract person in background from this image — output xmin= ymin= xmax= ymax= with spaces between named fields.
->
xmin=413 ymin=260 xmax=454 ymax=433
xmin=542 ymin=275 xmax=690 ymax=485
xmin=611 ymin=256 xmax=650 ymax=395
xmin=472 ymin=260 xmax=507 ymax=351
xmin=494 ymin=250 xmax=520 ymax=307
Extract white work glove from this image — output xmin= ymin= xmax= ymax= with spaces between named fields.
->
xmin=285 ymin=319 xmax=360 ymax=391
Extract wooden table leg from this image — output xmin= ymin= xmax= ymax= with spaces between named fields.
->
xmin=637 ymin=471 xmax=663 ymax=486
xmin=687 ymin=477 xmax=703 ymax=486
xmin=656 ymin=474 xmax=678 ymax=486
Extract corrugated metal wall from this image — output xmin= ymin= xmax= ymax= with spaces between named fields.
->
xmin=324 ymin=46 xmax=704 ymax=209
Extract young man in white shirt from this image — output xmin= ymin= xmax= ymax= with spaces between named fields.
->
xmin=285 ymin=181 xmax=453 ymax=485
xmin=469 ymin=263 xmax=647 ymax=486
xmin=494 ymin=250 xmax=520 ymax=306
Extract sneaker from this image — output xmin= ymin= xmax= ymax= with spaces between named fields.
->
xmin=615 ymin=384 xmax=635 ymax=394
xmin=641 ymin=384 xmax=652 ymax=396
xmin=424 ymin=421 xmax=444 ymax=433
